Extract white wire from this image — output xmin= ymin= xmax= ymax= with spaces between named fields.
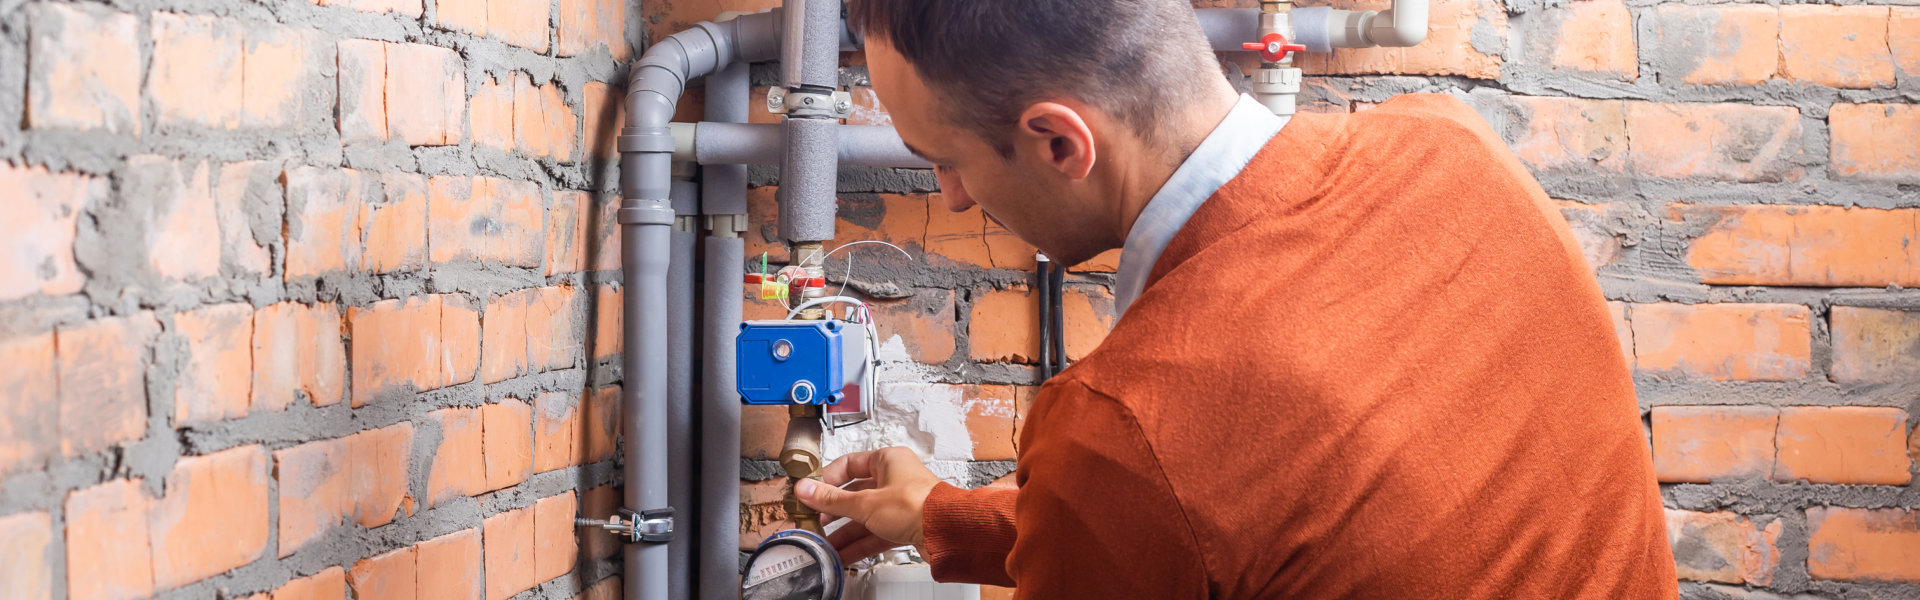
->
xmin=814 ymin=240 xmax=914 ymax=300
xmin=784 ymin=296 xmax=870 ymax=320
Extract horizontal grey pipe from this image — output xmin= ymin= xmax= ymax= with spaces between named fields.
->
xmin=1195 ymin=8 xmax=1259 ymax=52
xmin=688 ymin=122 xmax=933 ymax=169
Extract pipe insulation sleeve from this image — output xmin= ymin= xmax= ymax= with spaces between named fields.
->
xmin=671 ymin=179 xmax=700 ymax=216
xmin=1290 ymin=7 xmax=1334 ymax=53
xmin=799 ymin=0 xmax=841 ymax=89
xmin=702 ymin=63 xmax=751 ymax=216
xmin=698 ymin=235 xmax=744 ymax=600
xmin=666 ymin=227 xmax=698 ymax=600
xmin=692 ymin=122 xmax=931 ymax=168
xmin=1194 ymin=8 xmax=1260 ymax=52
xmin=778 ymin=118 xmax=841 ymax=243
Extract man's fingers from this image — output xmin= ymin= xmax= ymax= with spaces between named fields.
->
xmin=837 ymin=533 xmax=905 ymax=565
xmin=825 ymin=519 xmax=870 ymax=548
xmin=795 ymin=478 xmax=864 ymax=519
xmin=819 ymin=479 xmax=878 ymax=524
xmin=818 ymin=450 xmax=883 ymax=487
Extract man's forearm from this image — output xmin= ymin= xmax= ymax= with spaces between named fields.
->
xmin=920 ymin=483 xmax=1020 ymax=587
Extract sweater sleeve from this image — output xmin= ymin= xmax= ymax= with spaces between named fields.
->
xmin=1007 ymin=381 xmax=1210 ymax=599
xmin=920 ymin=483 xmax=1020 ymax=586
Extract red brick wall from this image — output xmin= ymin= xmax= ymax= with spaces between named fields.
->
xmin=1 ymin=0 xmax=1916 ymax=599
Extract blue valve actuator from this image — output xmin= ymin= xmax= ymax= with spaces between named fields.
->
xmin=736 ymin=320 xmax=846 ymax=406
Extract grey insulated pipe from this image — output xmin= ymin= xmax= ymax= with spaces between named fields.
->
xmin=690 ymin=123 xmax=932 ymax=168
xmin=666 ymin=180 xmax=698 ymax=600
xmin=777 ymin=0 xmax=844 ymax=244
xmin=619 ymin=11 xmax=777 ymax=600
xmin=699 ymin=60 xmax=748 ymax=600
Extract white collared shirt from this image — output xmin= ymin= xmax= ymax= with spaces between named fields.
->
xmin=1111 ymin=94 xmax=1288 ymax=317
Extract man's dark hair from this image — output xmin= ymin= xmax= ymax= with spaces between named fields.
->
xmin=848 ymin=0 xmax=1222 ymax=158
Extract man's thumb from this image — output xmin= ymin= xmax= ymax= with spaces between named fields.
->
xmin=795 ymin=479 xmax=851 ymax=514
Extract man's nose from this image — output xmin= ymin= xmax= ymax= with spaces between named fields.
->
xmin=935 ymin=171 xmax=975 ymax=212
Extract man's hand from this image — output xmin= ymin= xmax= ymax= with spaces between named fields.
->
xmin=794 ymin=446 xmax=941 ymax=564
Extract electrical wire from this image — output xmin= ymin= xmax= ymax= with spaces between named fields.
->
xmin=812 ymin=240 xmax=913 ymax=300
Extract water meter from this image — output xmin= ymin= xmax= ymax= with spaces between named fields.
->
xmin=741 ymin=529 xmax=843 ymax=600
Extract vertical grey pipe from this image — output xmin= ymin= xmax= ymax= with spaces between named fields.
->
xmin=699 ymin=60 xmax=749 ymax=600
xmin=666 ymin=179 xmax=699 ymax=600
xmin=778 ymin=119 xmax=840 ymax=242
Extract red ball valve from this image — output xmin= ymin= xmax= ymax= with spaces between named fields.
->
xmin=1243 ymin=32 xmax=1306 ymax=63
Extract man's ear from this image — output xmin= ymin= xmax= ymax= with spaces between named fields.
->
xmin=1014 ymin=102 xmax=1096 ymax=180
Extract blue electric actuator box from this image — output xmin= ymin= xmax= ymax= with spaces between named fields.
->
xmin=736 ymin=320 xmax=847 ymax=406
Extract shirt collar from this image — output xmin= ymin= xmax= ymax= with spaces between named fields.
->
xmin=1111 ymin=94 xmax=1287 ymax=318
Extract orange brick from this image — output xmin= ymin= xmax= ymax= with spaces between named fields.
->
xmin=643 ymin=0 xmax=778 ymax=53
xmin=968 ymin=286 xmax=1037 ymax=364
xmin=593 ymin=284 xmax=622 ymax=360
xmin=175 ymin=303 xmax=254 ymax=424
xmin=867 ymin=289 xmax=957 ymax=364
xmin=1894 ymin=8 xmax=1920 ymax=78
xmin=127 ymin=157 xmax=220 ymax=280
xmin=482 ymin=286 xmax=578 ymax=383
xmin=558 ymin=0 xmax=628 ymax=59
xmin=284 ymin=167 xmax=369 ymax=278
xmin=582 ymin=82 xmax=624 ymax=161
xmin=579 ymin=484 xmax=620 ymax=560
xmin=273 ymin=567 xmax=346 ymax=600
xmin=65 ymin=479 xmax=155 ymax=600
xmin=1295 ymin=0 xmax=1503 ymax=79
xmin=416 ymin=528 xmax=484 ymax=600
xmin=739 ymin=478 xmax=792 ymax=550
xmin=1675 ymin=204 xmax=1920 ymax=288
xmin=276 ymin=427 xmax=413 ymax=554
xmin=1648 ymin=5 xmax=1779 ymax=86
xmin=513 ymin=75 xmax=578 ymax=161
xmin=242 ymin=25 xmax=320 ymax=128
xmin=1665 ymin=509 xmax=1781 ymax=585
xmin=1807 ymin=506 xmax=1920 ymax=583
xmin=532 ymin=391 xmax=581 ymax=472
xmin=1775 ymin=407 xmax=1911 ymax=485
xmin=26 ymin=3 xmax=141 ymax=133
xmin=1650 ymin=406 xmax=1778 ymax=483
xmin=435 ymin=0 xmax=486 ymax=35
xmin=1830 ymin=103 xmax=1920 ymax=183
xmin=56 ymin=312 xmax=159 ymax=457
xmin=592 ymin=193 xmax=623 ymax=271
xmin=149 ymin=12 xmax=243 ymax=129
xmin=213 ymin=162 xmax=275 ymax=275
xmin=252 ymin=302 xmax=347 ymax=411
xmin=741 ymin=402 xmax=789 ymax=460
xmin=982 ymin=214 xmax=1036 ymax=271
xmin=1496 ymin=96 xmax=1627 ymax=174
xmin=533 ymin=491 xmax=579 ymax=584
xmin=1630 ymin=303 xmax=1811 ymax=381
xmin=348 ymin=546 xmax=416 ymax=600
xmin=583 ymin=386 xmax=621 ymax=463
xmin=471 ymin=73 xmax=516 ymax=152
xmin=488 ymin=0 xmax=550 ymax=51
xmin=1558 ymin=201 xmax=1622 ymax=270
xmin=349 ymin=295 xmax=481 ymax=405
xmin=1625 ymin=102 xmax=1803 ymax=182
xmin=428 ymin=406 xmax=488 ymax=507
xmin=1830 ymin=307 xmax=1920 ymax=383
xmin=149 ymin=445 xmax=270 ymax=590
xmin=966 ymin=385 xmax=1020 ymax=461
xmin=366 ymin=173 xmax=430 ymax=272
xmin=484 ymin=505 xmax=537 ymax=600
xmin=482 ymin=399 xmax=534 ymax=491
xmin=547 ymin=191 xmax=590 ymax=275
xmin=1063 ymin=286 xmax=1115 ymax=361
xmin=428 ymin=176 xmax=546 ymax=268
xmin=384 ymin=43 xmax=464 ymax=146
xmin=926 ymin=199 xmax=992 ymax=269
xmin=1547 ymin=0 xmax=1637 ymax=80
xmin=336 ymin=39 xmax=386 ymax=143
xmin=0 ymin=165 xmax=94 ymax=299
xmin=1069 ymin=248 xmax=1121 ymax=273
xmin=0 ymin=511 xmax=55 ymax=600
xmin=1780 ymin=6 xmax=1894 ymax=88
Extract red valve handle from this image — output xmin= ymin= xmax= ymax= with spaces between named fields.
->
xmin=1241 ymin=33 xmax=1306 ymax=63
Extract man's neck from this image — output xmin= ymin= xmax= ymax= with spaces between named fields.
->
xmin=1108 ymin=89 xmax=1242 ymax=246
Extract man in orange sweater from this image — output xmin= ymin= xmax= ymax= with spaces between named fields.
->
xmin=796 ymin=0 xmax=1678 ymax=597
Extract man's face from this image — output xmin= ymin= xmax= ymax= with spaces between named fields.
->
xmin=865 ymin=39 xmax=1109 ymax=265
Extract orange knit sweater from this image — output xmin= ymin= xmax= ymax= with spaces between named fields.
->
xmin=919 ymin=94 xmax=1677 ymax=599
